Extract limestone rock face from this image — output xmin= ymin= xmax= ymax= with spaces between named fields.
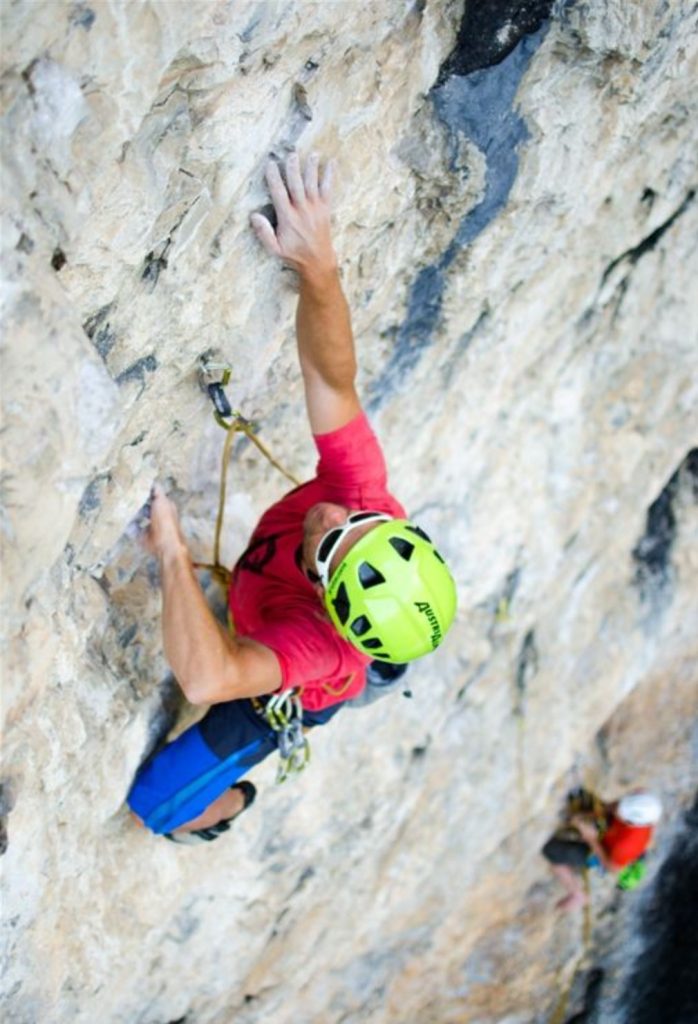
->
xmin=1 ymin=2 xmax=696 ymax=1022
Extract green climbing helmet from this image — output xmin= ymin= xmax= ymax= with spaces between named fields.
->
xmin=324 ymin=518 xmax=457 ymax=663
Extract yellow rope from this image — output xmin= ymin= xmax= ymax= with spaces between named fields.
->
xmin=230 ymin=416 xmax=301 ymax=489
xmin=582 ymin=867 xmax=592 ymax=947
xmin=194 ymin=411 xmax=300 ymax=599
xmin=547 ymin=868 xmax=593 ymax=1024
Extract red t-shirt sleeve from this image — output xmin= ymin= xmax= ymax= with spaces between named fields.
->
xmin=602 ymin=822 xmax=653 ymax=868
xmin=246 ymin=612 xmax=367 ymax=695
xmin=314 ymin=412 xmax=388 ymax=492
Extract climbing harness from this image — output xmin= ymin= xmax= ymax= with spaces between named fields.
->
xmin=196 ymin=358 xmax=308 ymax=783
xmin=253 ymin=690 xmax=311 ymax=784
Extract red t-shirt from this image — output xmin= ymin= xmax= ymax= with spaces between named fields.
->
xmin=602 ymin=818 xmax=654 ymax=868
xmin=228 ymin=412 xmax=406 ymax=712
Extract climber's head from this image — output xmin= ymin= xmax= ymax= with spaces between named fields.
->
xmin=616 ymin=791 xmax=663 ymax=827
xmin=302 ymin=504 xmax=457 ymax=662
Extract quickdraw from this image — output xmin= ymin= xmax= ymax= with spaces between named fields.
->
xmin=257 ymin=690 xmax=311 ymax=784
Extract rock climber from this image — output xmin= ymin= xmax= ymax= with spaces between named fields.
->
xmin=127 ymin=153 xmax=457 ymax=843
xmin=541 ymin=789 xmax=663 ymax=910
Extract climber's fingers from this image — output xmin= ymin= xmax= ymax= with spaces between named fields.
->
xmin=265 ymin=160 xmax=292 ymax=216
xmin=319 ymin=158 xmax=334 ymax=201
xmin=303 ymin=152 xmax=320 ymax=200
xmin=285 ymin=151 xmax=305 ymax=205
xmin=250 ymin=212 xmax=282 ymax=257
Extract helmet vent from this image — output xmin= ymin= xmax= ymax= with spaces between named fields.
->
xmin=331 ymin=582 xmax=351 ymax=625
xmin=350 ymin=615 xmax=371 ymax=637
xmin=372 ymin=652 xmax=391 ymax=659
xmin=358 ymin=562 xmax=385 ymax=589
xmin=361 ymin=638 xmax=383 ymax=650
xmin=433 ymin=550 xmax=445 ymax=563
xmin=406 ymin=524 xmax=431 ymax=543
xmin=389 ymin=537 xmax=414 ymax=561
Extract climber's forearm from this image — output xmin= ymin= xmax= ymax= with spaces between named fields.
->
xmin=296 ymin=267 xmax=361 ymax=433
xmin=250 ymin=154 xmax=362 ymax=433
xmin=297 ymin=265 xmax=355 ymax=386
xmin=159 ymin=547 xmax=281 ymax=704
xmin=583 ymin=832 xmax=617 ymax=873
xmin=159 ymin=546 xmax=238 ymax=702
xmin=571 ymin=815 xmax=618 ymax=873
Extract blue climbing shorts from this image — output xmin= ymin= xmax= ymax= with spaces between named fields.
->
xmin=127 ymin=697 xmax=342 ymax=834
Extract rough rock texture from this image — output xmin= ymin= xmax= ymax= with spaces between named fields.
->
xmin=1 ymin=1 xmax=697 ymax=1022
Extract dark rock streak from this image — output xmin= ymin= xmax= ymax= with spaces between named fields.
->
xmin=632 ymin=448 xmax=698 ymax=606
xmin=438 ymin=0 xmax=555 ymax=83
xmin=370 ymin=9 xmax=553 ymax=406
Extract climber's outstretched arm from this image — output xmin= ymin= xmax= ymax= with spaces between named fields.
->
xmin=251 ymin=153 xmax=362 ymax=435
xmin=146 ymin=486 xmax=282 ymax=704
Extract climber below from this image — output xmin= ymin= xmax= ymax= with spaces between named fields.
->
xmin=127 ymin=153 xmax=457 ymax=843
xmin=541 ymin=789 xmax=663 ymax=910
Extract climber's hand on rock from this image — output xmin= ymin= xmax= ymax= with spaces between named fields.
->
xmin=251 ymin=153 xmax=337 ymax=282
xmin=145 ymin=484 xmax=189 ymax=563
